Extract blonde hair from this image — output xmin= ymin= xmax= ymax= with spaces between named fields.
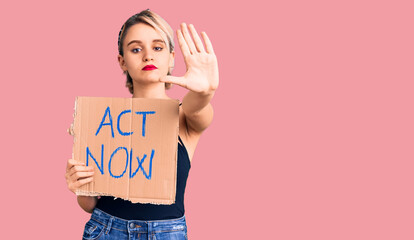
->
xmin=117 ymin=9 xmax=174 ymax=94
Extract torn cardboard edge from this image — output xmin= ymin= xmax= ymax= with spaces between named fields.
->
xmin=71 ymin=96 xmax=179 ymax=205
xmin=75 ymin=190 xmax=175 ymax=205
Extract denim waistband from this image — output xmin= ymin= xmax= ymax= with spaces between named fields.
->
xmin=91 ymin=208 xmax=186 ymax=234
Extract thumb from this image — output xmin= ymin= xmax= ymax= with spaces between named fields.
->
xmin=159 ymin=75 xmax=187 ymax=88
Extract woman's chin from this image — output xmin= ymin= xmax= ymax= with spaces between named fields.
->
xmin=133 ymin=75 xmax=163 ymax=85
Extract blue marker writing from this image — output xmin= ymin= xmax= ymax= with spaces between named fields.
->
xmin=117 ymin=109 xmax=133 ymax=136
xmin=135 ymin=111 xmax=156 ymax=137
xmin=130 ymin=149 xmax=155 ymax=180
xmin=95 ymin=106 xmax=114 ymax=138
xmin=108 ymin=147 xmax=129 ymax=179
xmin=86 ymin=144 xmax=104 ymax=175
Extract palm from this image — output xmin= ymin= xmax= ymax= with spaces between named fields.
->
xmin=160 ymin=23 xmax=219 ymax=94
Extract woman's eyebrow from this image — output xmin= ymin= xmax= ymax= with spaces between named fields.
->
xmin=127 ymin=39 xmax=165 ymax=46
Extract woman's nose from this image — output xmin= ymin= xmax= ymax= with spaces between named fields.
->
xmin=143 ymin=51 xmax=154 ymax=62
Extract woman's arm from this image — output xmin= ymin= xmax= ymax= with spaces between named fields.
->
xmin=65 ymin=159 xmax=96 ymax=213
xmin=160 ymin=23 xmax=219 ymax=133
xmin=182 ymin=91 xmax=215 ymax=133
xmin=77 ymin=196 xmax=98 ymax=213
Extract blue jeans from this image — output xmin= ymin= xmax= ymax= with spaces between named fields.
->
xmin=82 ymin=208 xmax=188 ymax=240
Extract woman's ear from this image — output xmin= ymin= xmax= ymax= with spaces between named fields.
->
xmin=118 ymin=54 xmax=128 ymax=71
xmin=169 ymin=51 xmax=175 ymax=69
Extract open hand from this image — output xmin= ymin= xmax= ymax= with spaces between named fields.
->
xmin=159 ymin=23 xmax=219 ymax=95
xmin=65 ymin=159 xmax=94 ymax=194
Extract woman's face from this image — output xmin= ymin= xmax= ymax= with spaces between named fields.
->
xmin=118 ymin=23 xmax=174 ymax=85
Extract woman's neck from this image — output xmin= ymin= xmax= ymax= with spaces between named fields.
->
xmin=132 ymin=82 xmax=170 ymax=99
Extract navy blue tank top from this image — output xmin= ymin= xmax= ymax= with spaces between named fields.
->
xmin=95 ymin=134 xmax=191 ymax=220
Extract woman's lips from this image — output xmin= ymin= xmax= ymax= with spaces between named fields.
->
xmin=142 ymin=65 xmax=157 ymax=70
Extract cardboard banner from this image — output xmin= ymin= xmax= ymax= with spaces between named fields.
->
xmin=71 ymin=97 xmax=179 ymax=204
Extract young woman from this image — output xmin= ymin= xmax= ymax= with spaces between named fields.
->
xmin=65 ymin=9 xmax=219 ymax=239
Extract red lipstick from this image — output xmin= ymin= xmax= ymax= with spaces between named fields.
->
xmin=142 ymin=65 xmax=157 ymax=70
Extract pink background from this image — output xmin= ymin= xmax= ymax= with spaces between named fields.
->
xmin=1 ymin=0 xmax=413 ymax=239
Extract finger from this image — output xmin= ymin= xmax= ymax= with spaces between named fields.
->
xmin=160 ymin=76 xmax=187 ymax=89
xmin=72 ymin=176 xmax=94 ymax=190
xmin=68 ymin=165 xmax=94 ymax=178
xmin=77 ymin=177 xmax=94 ymax=187
xmin=70 ymin=170 xmax=95 ymax=181
xmin=181 ymin=23 xmax=197 ymax=54
xmin=177 ymin=29 xmax=190 ymax=57
xmin=188 ymin=24 xmax=205 ymax=53
xmin=66 ymin=159 xmax=85 ymax=171
xmin=201 ymin=31 xmax=215 ymax=54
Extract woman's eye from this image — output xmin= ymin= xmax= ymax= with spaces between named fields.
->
xmin=132 ymin=48 xmax=141 ymax=53
xmin=154 ymin=47 xmax=163 ymax=51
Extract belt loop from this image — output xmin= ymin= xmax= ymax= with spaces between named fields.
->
xmin=106 ymin=216 xmax=114 ymax=235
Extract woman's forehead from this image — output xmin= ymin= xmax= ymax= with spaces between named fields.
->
xmin=125 ymin=23 xmax=164 ymax=43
